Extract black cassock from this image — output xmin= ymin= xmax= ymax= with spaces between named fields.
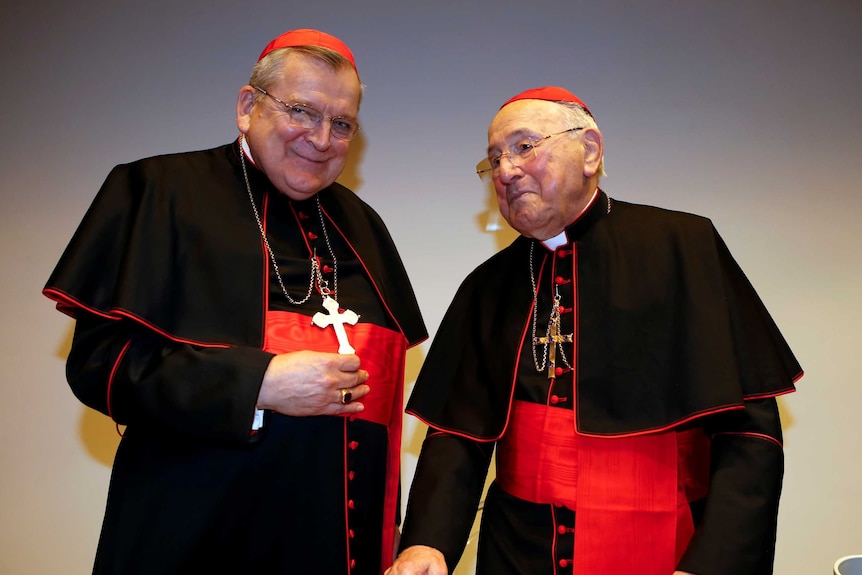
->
xmin=44 ymin=141 xmax=426 ymax=575
xmin=401 ymin=191 xmax=801 ymax=575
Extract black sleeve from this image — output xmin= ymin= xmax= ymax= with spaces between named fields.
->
xmin=66 ymin=310 xmax=274 ymax=443
xmin=677 ymin=398 xmax=785 ymax=575
xmin=399 ymin=429 xmax=495 ymax=571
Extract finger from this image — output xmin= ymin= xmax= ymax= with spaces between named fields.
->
xmin=347 ymin=383 xmax=371 ymax=401
xmin=336 ymin=384 xmax=370 ymax=405
xmin=337 ymin=354 xmax=361 ymax=372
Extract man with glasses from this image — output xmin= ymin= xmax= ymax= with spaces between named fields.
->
xmin=43 ymin=29 xmax=426 ymax=575
xmin=388 ymin=87 xmax=801 ymax=575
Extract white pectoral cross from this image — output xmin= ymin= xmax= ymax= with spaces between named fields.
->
xmin=312 ymin=296 xmax=360 ymax=354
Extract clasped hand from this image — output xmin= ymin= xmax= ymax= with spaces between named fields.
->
xmin=257 ymin=350 xmax=369 ymax=416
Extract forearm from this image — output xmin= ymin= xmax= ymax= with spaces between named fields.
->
xmin=677 ymin=399 xmax=785 ymax=575
xmin=67 ymin=312 xmax=273 ymax=442
xmin=399 ymin=430 xmax=494 ymax=571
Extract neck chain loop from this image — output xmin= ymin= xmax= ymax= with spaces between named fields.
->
xmin=239 ymin=135 xmax=338 ymax=305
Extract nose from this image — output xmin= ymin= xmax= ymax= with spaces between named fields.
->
xmin=496 ymin=155 xmax=523 ymax=183
xmin=306 ymin=120 xmax=333 ymax=150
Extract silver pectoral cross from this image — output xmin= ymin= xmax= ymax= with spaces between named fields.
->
xmin=533 ymin=311 xmax=573 ymax=379
xmin=312 ymin=296 xmax=360 ymax=354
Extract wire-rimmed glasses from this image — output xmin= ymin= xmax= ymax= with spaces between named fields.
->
xmin=253 ymin=86 xmax=360 ymax=141
xmin=476 ymin=127 xmax=584 ymax=181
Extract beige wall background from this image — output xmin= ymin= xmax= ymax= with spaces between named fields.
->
xmin=2 ymin=1 xmax=860 ymax=573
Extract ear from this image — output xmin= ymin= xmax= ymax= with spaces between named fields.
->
xmin=236 ymin=85 xmax=257 ymax=134
xmin=581 ymin=127 xmax=604 ymax=177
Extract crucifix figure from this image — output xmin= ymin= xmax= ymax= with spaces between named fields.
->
xmin=533 ymin=309 xmax=573 ymax=379
xmin=312 ymin=296 xmax=360 ymax=354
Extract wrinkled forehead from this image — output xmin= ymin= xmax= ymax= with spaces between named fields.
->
xmin=488 ymin=100 xmax=566 ymax=149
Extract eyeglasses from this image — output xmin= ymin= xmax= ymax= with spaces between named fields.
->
xmin=476 ymin=127 xmax=584 ymax=181
xmin=253 ymin=86 xmax=361 ymax=141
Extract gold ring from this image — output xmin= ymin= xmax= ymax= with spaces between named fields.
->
xmin=340 ymin=388 xmax=353 ymax=405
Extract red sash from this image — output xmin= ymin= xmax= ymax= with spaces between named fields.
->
xmin=263 ymin=310 xmax=408 ymax=573
xmin=496 ymin=400 xmax=710 ymax=574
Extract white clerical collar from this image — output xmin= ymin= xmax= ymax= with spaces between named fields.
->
xmin=541 ymin=231 xmax=568 ymax=251
xmin=540 ymin=188 xmax=599 ymax=250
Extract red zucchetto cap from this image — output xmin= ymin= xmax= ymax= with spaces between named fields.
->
xmin=257 ymin=29 xmax=357 ymax=71
xmin=500 ymin=86 xmax=592 ymax=117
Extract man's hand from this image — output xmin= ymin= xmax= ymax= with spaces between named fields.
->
xmin=257 ymin=350 xmax=369 ymax=416
xmin=385 ymin=545 xmax=448 ymax=575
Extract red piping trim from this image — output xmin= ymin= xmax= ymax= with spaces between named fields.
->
xmin=106 ymin=339 xmax=132 ymax=427
xmin=320 ymin=203 xmax=428 ymax=349
xmin=261 ymin=192 xmax=271 ymax=342
xmin=342 ymin=418 xmax=353 ymax=574
xmin=712 ymin=431 xmax=783 ymax=449
xmin=571 ymin=245 xmax=579 ymax=418
xmin=550 ymin=506 xmax=560 ymax=575
xmin=43 ymin=288 xmax=233 ymax=349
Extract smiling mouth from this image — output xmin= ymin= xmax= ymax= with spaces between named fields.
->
xmin=295 ymin=152 xmax=329 ymax=165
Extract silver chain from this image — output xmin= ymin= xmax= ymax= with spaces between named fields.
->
xmin=239 ymin=135 xmax=337 ymax=305
xmin=529 ymin=242 xmax=571 ymax=373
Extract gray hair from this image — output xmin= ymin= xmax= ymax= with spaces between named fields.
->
xmin=558 ymin=101 xmax=605 ymax=178
xmin=249 ymin=46 xmax=365 ymax=105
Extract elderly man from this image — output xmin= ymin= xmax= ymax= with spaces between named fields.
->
xmin=389 ymin=87 xmax=801 ymax=575
xmin=43 ymin=29 xmax=426 ymax=575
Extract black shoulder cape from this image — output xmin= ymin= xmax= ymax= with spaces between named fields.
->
xmin=406 ymin=191 xmax=801 ymax=439
xmin=43 ymin=141 xmax=427 ymax=348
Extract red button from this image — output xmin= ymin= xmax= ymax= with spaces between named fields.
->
xmin=558 ymin=525 xmax=567 ymax=535
xmin=350 ymin=559 xmax=356 ymax=568
xmin=555 ymin=276 xmax=571 ymax=285
xmin=555 ymin=367 xmax=564 ymax=377
xmin=550 ymin=395 xmax=560 ymax=404
xmin=559 ymin=559 xmax=569 ymax=568
xmin=307 ymin=231 xmax=318 ymax=240
xmin=348 ymin=471 xmax=355 ymax=480
xmin=323 ymin=265 xmax=334 ymax=274
xmin=349 ymin=441 xmax=359 ymax=450
xmin=349 ymin=529 xmax=355 ymax=538
xmin=348 ymin=500 xmax=355 ymax=509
